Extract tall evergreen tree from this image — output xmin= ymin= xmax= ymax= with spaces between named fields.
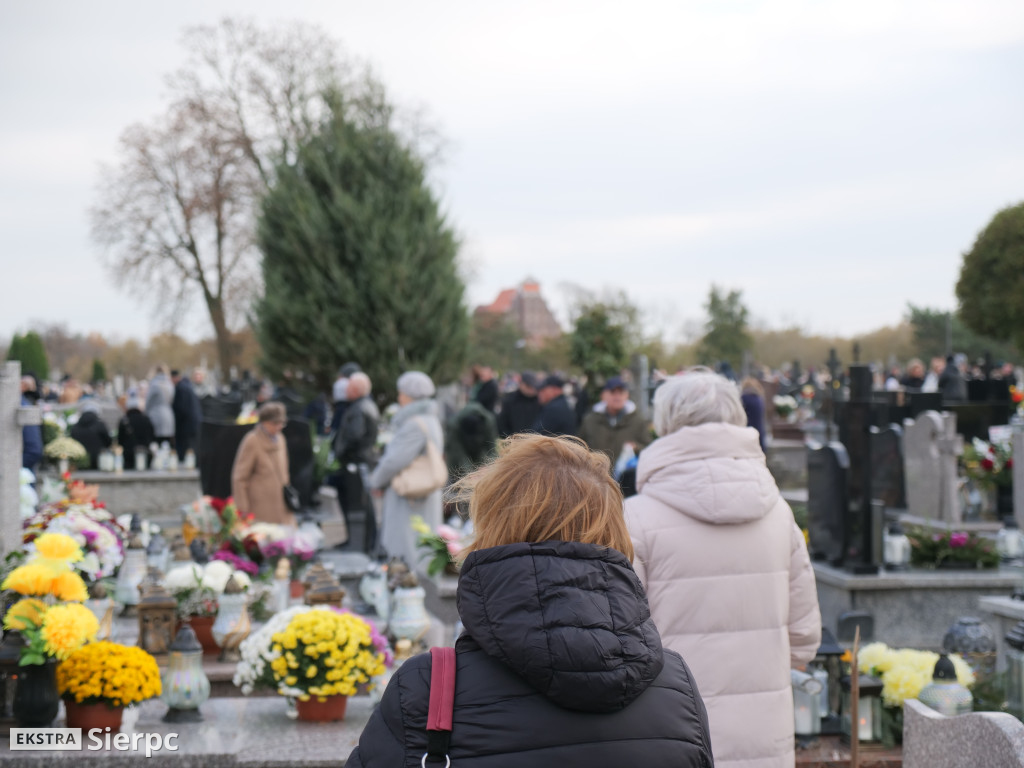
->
xmin=696 ymin=286 xmax=752 ymax=371
xmin=256 ymin=89 xmax=468 ymax=403
xmin=7 ymin=331 xmax=50 ymax=381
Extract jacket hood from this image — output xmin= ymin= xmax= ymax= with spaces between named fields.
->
xmin=456 ymin=541 xmax=664 ymax=713
xmin=391 ymin=398 xmax=438 ymax=429
xmin=636 ymin=421 xmax=779 ymax=525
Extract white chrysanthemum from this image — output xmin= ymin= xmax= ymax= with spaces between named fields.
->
xmin=233 ymin=605 xmax=315 ymax=692
xmin=165 ymin=564 xmax=202 ymax=593
xmin=201 ymin=560 xmax=234 ymax=593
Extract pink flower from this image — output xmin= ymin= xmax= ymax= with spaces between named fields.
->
xmin=446 ymin=540 xmax=463 ymax=557
xmin=437 ymin=525 xmax=460 ymax=542
xmin=949 ymin=532 xmax=969 ymax=548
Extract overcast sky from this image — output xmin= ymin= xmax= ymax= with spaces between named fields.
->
xmin=2 ymin=0 xmax=1023 ymax=348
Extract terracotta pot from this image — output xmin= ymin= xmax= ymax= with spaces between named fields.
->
xmin=177 ymin=616 xmax=220 ymax=656
xmin=65 ymin=699 xmax=124 ymax=732
xmin=290 ymin=580 xmax=304 ymax=599
xmin=295 ymin=694 xmax=347 ymax=722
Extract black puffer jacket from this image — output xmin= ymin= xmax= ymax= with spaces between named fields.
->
xmin=347 ymin=541 xmax=713 ymax=768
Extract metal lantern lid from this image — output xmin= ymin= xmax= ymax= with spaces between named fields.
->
xmin=816 ymin=627 xmax=844 ymax=657
xmin=933 ymin=653 xmax=957 ymax=681
xmin=840 ymin=673 xmax=883 ymax=697
xmin=169 ymin=624 xmax=203 ymax=653
xmin=1006 ymin=620 xmax=1024 ymax=651
xmin=943 ymin=616 xmax=996 ymax=654
xmin=147 ymin=533 xmax=167 ymax=556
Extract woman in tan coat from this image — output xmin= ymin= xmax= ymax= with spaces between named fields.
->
xmin=231 ymin=402 xmax=294 ymax=526
xmin=625 ymin=367 xmax=820 ymax=768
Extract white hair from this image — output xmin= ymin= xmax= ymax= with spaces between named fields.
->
xmin=348 ymin=371 xmax=372 ymax=397
xmin=652 ymin=367 xmax=746 ymax=436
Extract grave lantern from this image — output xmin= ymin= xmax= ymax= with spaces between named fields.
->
xmin=137 ymin=569 xmax=177 ymax=656
xmin=943 ymin=616 xmax=996 ymax=682
xmin=809 ymin=627 xmax=845 ymax=733
xmin=1004 ymin=620 xmax=1024 ymax=718
xmin=883 ymin=520 xmax=911 ymax=570
xmin=918 ymin=654 xmax=973 ymax=716
xmin=212 ymin=575 xmax=251 ymax=662
xmin=161 ymin=624 xmax=210 ymax=723
xmin=840 ymin=673 xmax=883 ymax=743
xmin=146 ymin=533 xmax=170 ymax=575
xmin=115 ymin=530 xmax=147 ymax=615
xmin=273 ymin=558 xmax=291 ymax=613
xmin=305 ymin=569 xmax=345 ymax=609
xmin=997 ymin=517 xmax=1024 ymax=562
xmin=85 ymin=581 xmax=115 ymax=641
xmin=791 ymin=669 xmax=823 ymax=737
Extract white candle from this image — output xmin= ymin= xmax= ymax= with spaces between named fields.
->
xmin=795 ymin=704 xmax=813 ymax=735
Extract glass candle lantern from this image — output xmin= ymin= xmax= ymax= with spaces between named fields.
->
xmin=918 ymin=654 xmax=973 ymax=716
xmin=998 ymin=518 xmax=1024 ymax=561
xmin=813 ymin=627 xmax=845 ymax=734
xmin=883 ymin=522 xmax=911 ymax=570
xmin=161 ymin=625 xmax=210 ymax=723
xmin=212 ymin=576 xmax=251 ymax=662
xmin=115 ymin=540 xmax=148 ymax=613
xmin=792 ymin=669 xmax=823 ymax=736
xmin=840 ymin=674 xmax=883 ymax=743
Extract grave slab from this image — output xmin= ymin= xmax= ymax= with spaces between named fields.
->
xmin=902 ymin=698 xmax=1024 ymax=768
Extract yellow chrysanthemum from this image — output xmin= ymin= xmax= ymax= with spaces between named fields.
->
xmin=858 ymin=642 xmax=894 ymax=675
xmin=57 ymin=642 xmax=161 ymax=704
xmin=40 ymin=603 xmax=98 ymax=660
xmin=51 ymin=571 xmax=88 ymax=602
xmin=34 ymin=533 xmax=83 ymax=563
xmin=880 ymin=663 xmax=932 ymax=707
xmin=1 ymin=562 xmax=55 ymax=596
xmin=2 ymin=598 xmax=48 ymax=631
xmin=949 ymin=654 xmax=976 ymax=687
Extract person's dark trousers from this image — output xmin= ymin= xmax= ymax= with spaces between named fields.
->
xmin=330 ymin=465 xmax=376 ymax=553
xmin=176 ymin=433 xmax=197 ymax=462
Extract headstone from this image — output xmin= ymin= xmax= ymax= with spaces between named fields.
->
xmin=870 ymin=424 xmax=906 ymax=509
xmin=1 ymin=361 xmax=40 ymax=560
xmin=903 ymin=411 xmax=963 ymax=524
xmin=902 ymin=698 xmax=1024 ymax=768
xmin=807 ymin=442 xmax=850 ymax=565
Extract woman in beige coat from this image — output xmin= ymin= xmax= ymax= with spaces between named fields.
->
xmin=231 ymin=402 xmax=295 ymax=526
xmin=625 ymin=368 xmax=820 ymax=768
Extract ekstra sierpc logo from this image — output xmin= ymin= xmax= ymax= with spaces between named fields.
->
xmin=10 ymin=728 xmax=179 ymax=756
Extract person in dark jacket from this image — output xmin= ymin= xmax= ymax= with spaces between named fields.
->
xmin=470 ymin=364 xmax=499 ymax=413
xmin=739 ymin=377 xmax=767 ymax=452
xmin=496 ymin=371 xmax=541 ymax=438
xmin=21 ymin=377 xmax=42 ymax=472
xmin=70 ymin=402 xmax=112 ymax=470
xmin=347 ymin=434 xmax=714 ymax=768
xmin=445 ymin=399 xmax=498 ymax=480
xmin=171 ymin=369 xmax=203 ymax=462
xmin=118 ymin=392 xmax=156 ymax=470
xmin=332 ymin=372 xmax=380 ymax=551
xmin=938 ymin=355 xmax=968 ymax=401
xmin=532 ymin=375 xmax=577 ymax=437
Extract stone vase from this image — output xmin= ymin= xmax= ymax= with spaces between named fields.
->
xmin=64 ymin=699 xmax=124 ymax=732
xmin=13 ymin=661 xmax=59 ymax=727
xmin=295 ymin=694 xmax=347 ymax=722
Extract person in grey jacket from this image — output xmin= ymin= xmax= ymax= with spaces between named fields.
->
xmin=369 ymin=371 xmax=445 ymax=569
xmin=146 ymin=366 xmax=176 ymax=447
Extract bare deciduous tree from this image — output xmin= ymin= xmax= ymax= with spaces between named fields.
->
xmin=91 ymin=17 xmax=352 ymax=376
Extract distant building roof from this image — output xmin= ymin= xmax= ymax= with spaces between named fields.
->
xmin=475 ymin=280 xmax=562 ymax=346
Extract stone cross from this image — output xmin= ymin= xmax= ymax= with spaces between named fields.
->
xmin=903 ymin=410 xmax=963 ymax=524
xmin=1 ymin=361 xmax=40 ymax=559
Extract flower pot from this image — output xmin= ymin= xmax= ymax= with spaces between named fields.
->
xmin=65 ymin=699 xmax=124 ymax=732
xmin=290 ymin=580 xmax=304 ymax=599
xmin=13 ymin=661 xmax=59 ymax=727
xmin=177 ymin=616 xmax=219 ymax=656
xmin=295 ymin=694 xmax=347 ymax=722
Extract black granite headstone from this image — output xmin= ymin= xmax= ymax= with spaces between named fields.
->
xmin=807 ymin=441 xmax=850 ymax=565
xmin=870 ymin=424 xmax=906 ymax=509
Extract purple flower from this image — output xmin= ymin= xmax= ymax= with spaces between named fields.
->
xmin=950 ymin=532 xmax=969 ymax=548
xmin=211 ymin=550 xmax=259 ymax=575
xmin=82 ymin=529 xmax=98 ymax=545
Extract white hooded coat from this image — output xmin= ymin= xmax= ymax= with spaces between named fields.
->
xmin=624 ymin=421 xmax=820 ymax=768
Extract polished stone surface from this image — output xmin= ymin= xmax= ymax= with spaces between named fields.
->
xmin=978 ymin=595 xmax=1024 ymax=672
xmin=70 ymin=469 xmax=201 ymax=522
xmin=903 ymin=698 xmax=1024 ymax=768
xmin=0 ymin=696 xmax=372 ymax=766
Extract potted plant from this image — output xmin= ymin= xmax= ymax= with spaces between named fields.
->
xmin=906 ymin=526 xmax=1000 ymax=570
xmin=1 ymin=533 xmax=100 ymax=726
xmin=164 ymin=560 xmax=251 ymax=654
xmin=57 ymin=641 xmax=161 ymax=731
xmin=234 ymin=606 xmax=387 ymax=721
xmin=43 ymin=437 xmax=89 ymax=474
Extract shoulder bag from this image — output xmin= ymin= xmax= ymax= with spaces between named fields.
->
xmin=423 ymin=646 xmax=456 ymax=767
xmin=268 ymin=434 xmax=301 ymax=512
xmin=391 ymin=417 xmax=448 ymax=499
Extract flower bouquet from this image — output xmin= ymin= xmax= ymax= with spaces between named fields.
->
xmin=1 ymin=533 xmax=99 ymax=665
xmin=411 ymin=515 xmax=468 ymax=576
xmin=183 ymin=496 xmax=250 ymax=551
xmin=906 ymin=526 xmax=999 ymax=569
xmin=858 ymin=642 xmax=975 ymax=745
xmin=257 ymin=527 xmax=317 ymax=577
xmin=57 ymin=641 xmax=161 ymax=715
xmin=164 ymin=560 xmax=252 ymax=620
xmin=961 ymin=438 xmax=1012 ymax=491
xmin=773 ymin=395 xmax=798 ymax=419
xmin=43 ymin=437 xmax=88 ymax=467
xmin=24 ymin=500 xmax=126 ymax=585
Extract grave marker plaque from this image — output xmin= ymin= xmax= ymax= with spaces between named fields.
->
xmin=807 ymin=441 xmax=850 ymax=565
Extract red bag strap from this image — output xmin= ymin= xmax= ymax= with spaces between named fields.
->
xmin=424 ymin=646 xmax=456 ymax=766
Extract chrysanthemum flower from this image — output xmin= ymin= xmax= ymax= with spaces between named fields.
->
xmin=40 ymin=603 xmax=99 ymax=660
xmin=51 ymin=571 xmax=89 ymax=602
xmin=2 ymin=598 xmax=48 ymax=631
xmin=2 ymin=562 xmax=54 ymax=596
xmin=34 ymin=532 xmax=83 ymax=563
